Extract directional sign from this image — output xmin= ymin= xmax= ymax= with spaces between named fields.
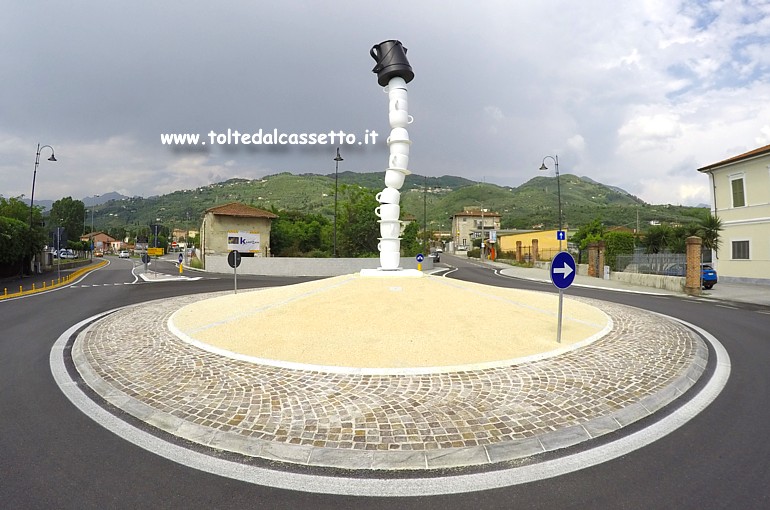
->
xmin=557 ymin=230 xmax=566 ymax=241
xmin=550 ymin=251 xmax=576 ymax=289
xmin=178 ymin=253 xmax=183 ymax=264
xmin=416 ymin=253 xmax=424 ymax=263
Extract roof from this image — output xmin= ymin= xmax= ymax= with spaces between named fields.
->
xmin=451 ymin=210 xmax=502 ymax=218
xmin=204 ymin=202 xmax=278 ymax=219
xmin=697 ymin=144 xmax=770 ymax=172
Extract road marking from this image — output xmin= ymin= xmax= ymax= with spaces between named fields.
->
xmin=50 ymin=311 xmax=730 ymax=497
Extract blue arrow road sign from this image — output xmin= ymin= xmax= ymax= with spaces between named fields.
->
xmin=550 ymin=251 xmax=576 ymax=289
xmin=557 ymin=230 xmax=566 ymax=241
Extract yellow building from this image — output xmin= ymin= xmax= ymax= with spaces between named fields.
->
xmin=499 ymin=229 xmax=563 ymax=260
xmin=698 ymin=144 xmax=770 ymax=283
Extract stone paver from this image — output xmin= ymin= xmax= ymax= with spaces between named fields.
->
xmin=72 ymin=293 xmax=707 ymax=470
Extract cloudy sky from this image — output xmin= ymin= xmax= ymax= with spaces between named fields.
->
xmin=2 ymin=0 xmax=770 ymax=206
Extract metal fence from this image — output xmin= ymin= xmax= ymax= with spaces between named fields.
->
xmin=615 ymin=252 xmax=687 ymax=275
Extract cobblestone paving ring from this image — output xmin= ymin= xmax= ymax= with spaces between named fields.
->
xmin=72 ymin=293 xmax=707 ymax=471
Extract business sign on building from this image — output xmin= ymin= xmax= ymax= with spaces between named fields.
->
xmin=227 ymin=231 xmax=261 ymax=253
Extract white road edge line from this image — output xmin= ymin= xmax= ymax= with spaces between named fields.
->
xmin=50 ymin=311 xmax=730 ymax=497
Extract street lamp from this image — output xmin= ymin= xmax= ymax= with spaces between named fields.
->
xmin=333 ymin=147 xmax=343 ymax=257
xmin=28 ymin=144 xmax=57 ymax=274
xmin=90 ymin=195 xmax=100 ymax=259
xmin=539 ymin=154 xmax=563 ymax=251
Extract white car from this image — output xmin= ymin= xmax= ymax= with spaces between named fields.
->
xmin=118 ymin=250 xmax=130 ymax=259
xmin=58 ymin=249 xmax=77 ymax=259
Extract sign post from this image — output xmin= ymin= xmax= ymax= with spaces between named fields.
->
xmin=549 ymin=251 xmax=576 ymax=343
xmin=416 ymin=253 xmax=424 ymax=271
xmin=227 ymin=250 xmax=242 ymax=293
xmin=178 ymin=253 xmax=183 ymax=274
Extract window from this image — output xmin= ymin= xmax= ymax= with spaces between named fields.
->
xmin=732 ymin=240 xmax=750 ymax=260
xmin=730 ymin=176 xmax=746 ymax=207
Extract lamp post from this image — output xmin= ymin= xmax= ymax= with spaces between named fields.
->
xmin=539 ymin=154 xmax=563 ymax=251
xmin=28 ymin=144 xmax=57 ymax=274
xmin=90 ymin=195 xmax=99 ymax=259
xmin=333 ymin=147 xmax=343 ymax=257
xmin=423 ymin=175 xmax=428 ymax=254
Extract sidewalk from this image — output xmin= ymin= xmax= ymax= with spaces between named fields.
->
xmin=479 ymin=260 xmax=770 ymax=307
xmin=0 ymin=259 xmax=105 ymax=299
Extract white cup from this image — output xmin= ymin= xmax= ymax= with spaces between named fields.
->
xmin=383 ymin=77 xmax=407 ymax=93
xmin=387 ymin=139 xmax=411 ymax=156
xmin=384 ymin=169 xmax=406 ymax=189
xmin=388 ymin=98 xmax=409 ymax=113
xmin=389 ymin=110 xmax=414 ymax=128
xmin=376 ymin=187 xmax=400 ymax=204
xmin=389 ymin=153 xmax=409 ymax=170
xmin=377 ymin=238 xmax=401 ymax=252
xmin=374 ymin=203 xmax=400 ymax=221
xmin=379 ymin=220 xmax=402 ymax=238
xmin=379 ymin=250 xmax=401 ymax=270
xmin=388 ymin=88 xmax=408 ymax=102
xmin=386 ymin=127 xmax=410 ymax=144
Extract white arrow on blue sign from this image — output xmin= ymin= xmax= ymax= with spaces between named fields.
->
xmin=557 ymin=230 xmax=566 ymax=241
xmin=550 ymin=251 xmax=576 ymax=289
xmin=416 ymin=253 xmax=424 ymax=263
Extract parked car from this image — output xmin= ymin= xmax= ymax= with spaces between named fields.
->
xmin=118 ymin=250 xmax=131 ymax=259
xmin=701 ymin=263 xmax=718 ymax=290
xmin=58 ymin=249 xmax=77 ymax=259
xmin=428 ymin=251 xmax=441 ymax=263
xmin=662 ymin=263 xmax=717 ymax=289
xmin=662 ymin=264 xmax=686 ymax=277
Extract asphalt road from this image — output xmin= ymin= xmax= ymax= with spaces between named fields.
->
xmin=1 ymin=256 xmax=769 ymax=509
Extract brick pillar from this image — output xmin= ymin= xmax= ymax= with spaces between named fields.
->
xmin=685 ymin=236 xmax=702 ymax=296
xmin=587 ymin=242 xmax=598 ymax=277
xmin=516 ymin=241 xmax=522 ymax=262
xmin=532 ymin=239 xmax=539 ymax=262
xmin=597 ymin=240 xmax=606 ymax=278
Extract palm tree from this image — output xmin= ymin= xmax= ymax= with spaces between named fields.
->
xmin=699 ymin=213 xmax=722 ymax=254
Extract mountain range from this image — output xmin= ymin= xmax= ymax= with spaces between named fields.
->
xmin=35 ymin=171 xmax=708 ymax=234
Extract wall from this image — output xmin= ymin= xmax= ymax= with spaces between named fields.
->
xmin=203 ymin=256 xmax=434 ymax=276
xmin=539 ymin=261 xmax=685 ymax=291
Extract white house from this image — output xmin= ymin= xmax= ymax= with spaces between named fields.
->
xmin=698 ymin=144 xmax=770 ymax=284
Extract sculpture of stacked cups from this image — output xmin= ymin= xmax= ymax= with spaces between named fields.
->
xmin=371 ymin=40 xmax=414 ymax=270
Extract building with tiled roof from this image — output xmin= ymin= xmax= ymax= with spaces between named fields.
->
xmin=697 ymin=144 xmax=770 ymax=283
xmin=200 ymin=202 xmax=279 ymax=261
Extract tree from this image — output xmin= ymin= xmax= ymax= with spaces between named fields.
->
xmin=699 ymin=213 xmax=722 ymax=254
xmin=50 ymin=197 xmax=86 ymax=242
xmin=337 ymin=185 xmax=379 ymax=257
xmin=570 ymin=218 xmax=604 ymax=251
xmin=0 ymin=196 xmax=46 ymax=265
xmin=0 ymin=216 xmax=29 ymax=264
xmin=603 ymin=231 xmax=635 ymax=270
xmin=642 ymin=225 xmax=674 ymax=254
xmin=270 ymin=209 xmax=331 ymax=257
xmin=400 ymin=221 xmax=422 ymax=257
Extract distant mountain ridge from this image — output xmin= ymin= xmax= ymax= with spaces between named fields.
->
xmin=81 ymin=171 xmax=707 ymax=234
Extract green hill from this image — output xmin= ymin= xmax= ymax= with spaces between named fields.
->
xmin=91 ymin=171 xmax=708 ymax=236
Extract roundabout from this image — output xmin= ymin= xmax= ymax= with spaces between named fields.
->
xmin=60 ymin=274 xmax=713 ymax=478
